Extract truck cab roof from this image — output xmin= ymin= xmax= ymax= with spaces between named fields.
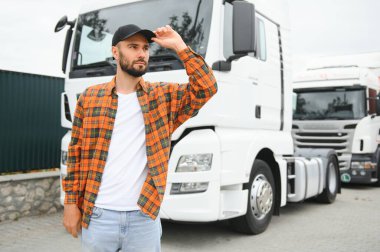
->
xmin=293 ymin=66 xmax=379 ymax=90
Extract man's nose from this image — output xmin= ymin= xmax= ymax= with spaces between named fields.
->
xmin=137 ymin=48 xmax=148 ymax=58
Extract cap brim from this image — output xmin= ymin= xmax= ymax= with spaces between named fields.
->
xmin=120 ymin=29 xmax=156 ymax=44
xmin=139 ymin=29 xmax=156 ymax=43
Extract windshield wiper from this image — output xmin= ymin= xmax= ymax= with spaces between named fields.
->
xmin=324 ymin=116 xmax=348 ymax=120
xmin=293 ymin=116 xmax=305 ymax=120
xmin=73 ymin=60 xmax=117 ymax=77
xmin=148 ymin=53 xmax=184 ymax=72
xmin=74 ymin=60 xmax=117 ymax=70
xmin=294 ymin=114 xmax=327 ymax=120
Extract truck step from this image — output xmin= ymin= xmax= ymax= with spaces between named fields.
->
xmin=287 ymin=193 xmax=296 ymax=198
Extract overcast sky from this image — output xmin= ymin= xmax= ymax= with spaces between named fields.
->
xmin=289 ymin=0 xmax=380 ymax=57
xmin=0 ymin=0 xmax=379 ymax=77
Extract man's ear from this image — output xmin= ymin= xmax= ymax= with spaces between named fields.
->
xmin=111 ymin=46 xmax=119 ymax=60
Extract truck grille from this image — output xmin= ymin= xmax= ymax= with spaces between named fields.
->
xmin=292 ymin=131 xmax=354 ymax=170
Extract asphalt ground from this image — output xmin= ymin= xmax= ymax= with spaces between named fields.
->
xmin=0 ymin=185 xmax=379 ymax=252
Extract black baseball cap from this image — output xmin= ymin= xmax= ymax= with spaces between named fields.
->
xmin=112 ymin=24 xmax=155 ymax=46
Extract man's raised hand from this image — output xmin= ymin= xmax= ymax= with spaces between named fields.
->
xmin=152 ymin=25 xmax=187 ymax=53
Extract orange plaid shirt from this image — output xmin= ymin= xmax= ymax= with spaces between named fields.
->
xmin=62 ymin=47 xmax=218 ymax=228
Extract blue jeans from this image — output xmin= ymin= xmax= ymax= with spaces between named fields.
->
xmin=81 ymin=206 xmax=162 ymax=252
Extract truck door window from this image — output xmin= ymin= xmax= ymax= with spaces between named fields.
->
xmin=223 ymin=2 xmax=233 ymax=60
xmin=256 ymin=19 xmax=267 ymax=61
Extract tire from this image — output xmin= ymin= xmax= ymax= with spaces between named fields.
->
xmin=373 ymin=161 xmax=380 ymax=187
xmin=230 ymin=159 xmax=275 ymax=235
xmin=373 ymin=150 xmax=380 ymax=187
xmin=316 ymin=156 xmax=338 ymax=203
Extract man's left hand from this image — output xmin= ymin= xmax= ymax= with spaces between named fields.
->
xmin=152 ymin=25 xmax=187 ymax=53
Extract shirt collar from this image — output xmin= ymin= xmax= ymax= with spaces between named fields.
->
xmin=105 ymin=76 xmax=148 ymax=96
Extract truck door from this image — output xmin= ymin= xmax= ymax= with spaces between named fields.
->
xmin=222 ymin=3 xmax=282 ymax=130
xmin=254 ymin=15 xmax=282 ymax=130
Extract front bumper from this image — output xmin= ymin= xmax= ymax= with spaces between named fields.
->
xmin=59 ymin=168 xmax=66 ymax=206
xmin=59 ymin=131 xmax=71 ymax=206
xmin=341 ymin=169 xmax=378 ymax=184
xmin=341 ymin=154 xmax=378 ymax=184
xmin=160 ymin=129 xmax=247 ymax=222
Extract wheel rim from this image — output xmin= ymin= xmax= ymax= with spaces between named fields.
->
xmin=328 ymin=162 xmax=337 ymax=193
xmin=250 ymin=174 xmax=273 ymax=220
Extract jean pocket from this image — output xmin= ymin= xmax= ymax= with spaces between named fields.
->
xmin=91 ymin=206 xmax=103 ymax=219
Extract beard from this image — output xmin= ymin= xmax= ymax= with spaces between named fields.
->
xmin=119 ymin=52 xmax=148 ymax=77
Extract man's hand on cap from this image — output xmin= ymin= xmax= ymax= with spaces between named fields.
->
xmin=152 ymin=25 xmax=187 ymax=53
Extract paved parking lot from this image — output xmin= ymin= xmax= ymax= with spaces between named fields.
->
xmin=0 ymin=185 xmax=379 ymax=252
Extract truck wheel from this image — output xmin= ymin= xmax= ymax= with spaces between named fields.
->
xmin=316 ymin=156 xmax=338 ymax=203
xmin=373 ymin=150 xmax=380 ymax=187
xmin=373 ymin=160 xmax=380 ymax=187
xmin=230 ymin=159 xmax=275 ymax=235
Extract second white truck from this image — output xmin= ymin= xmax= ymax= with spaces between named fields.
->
xmin=293 ymin=60 xmax=380 ymax=185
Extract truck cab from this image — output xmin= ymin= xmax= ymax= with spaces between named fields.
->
xmin=293 ymin=65 xmax=380 ymax=184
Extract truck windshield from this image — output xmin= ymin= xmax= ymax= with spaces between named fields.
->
xmin=70 ymin=0 xmax=212 ymax=78
xmin=293 ymin=88 xmax=366 ymax=120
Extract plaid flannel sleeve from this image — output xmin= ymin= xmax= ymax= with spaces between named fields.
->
xmin=168 ymin=46 xmax=218 ymax=134
xmin=62 ymin=91 xmax=85 ymax=204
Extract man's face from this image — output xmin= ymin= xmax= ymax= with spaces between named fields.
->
xmin=113 ymin=33 xmax=150 ymax=77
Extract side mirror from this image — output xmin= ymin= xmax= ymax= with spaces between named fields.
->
xmin=212 ymin=1 xmax=256 ymax=72
xmin=54 ymin=16 xmax=76 ymax=73
xmin=232 ymin=1 xmax=256 ymax=54
xmin=55 ymin=16 xmax=68 ymax=33
xmin=376 ymin=93 xmax=380 ymax=116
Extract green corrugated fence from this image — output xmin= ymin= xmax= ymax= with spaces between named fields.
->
xmin=0 ymin=70 xmax=66 ymax=173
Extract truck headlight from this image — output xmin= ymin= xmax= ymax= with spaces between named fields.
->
xmin=61 ymin=151 xmax=68 ymax=165
xmin=351 ymin=161 xmax=375 ymax=170
xmin=175 ymin=154 xmax=213 ymax=172
xmin=170 ymin=182 xmax=209 ymax=194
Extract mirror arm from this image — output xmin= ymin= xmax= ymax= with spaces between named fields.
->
xmin=227 ymin=54 xmax=246 ymax=62
xmin=67 ymin=19 xmax=76 ymax=29
xmin=212 ymin=53 xmax=247 ymax=71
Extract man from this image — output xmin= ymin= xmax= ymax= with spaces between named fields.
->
xmin=62 ymin=24 xmax=217 ymax=251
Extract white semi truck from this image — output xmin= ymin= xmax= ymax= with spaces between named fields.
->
xmin=293 ymin=59 xmax=380 ymax=185
xmin=55 ymin=0 xmax=340 ymax=234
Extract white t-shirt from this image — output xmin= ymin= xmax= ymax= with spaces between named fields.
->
xmin=94 ymin=91 xmax=148 ymax=211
